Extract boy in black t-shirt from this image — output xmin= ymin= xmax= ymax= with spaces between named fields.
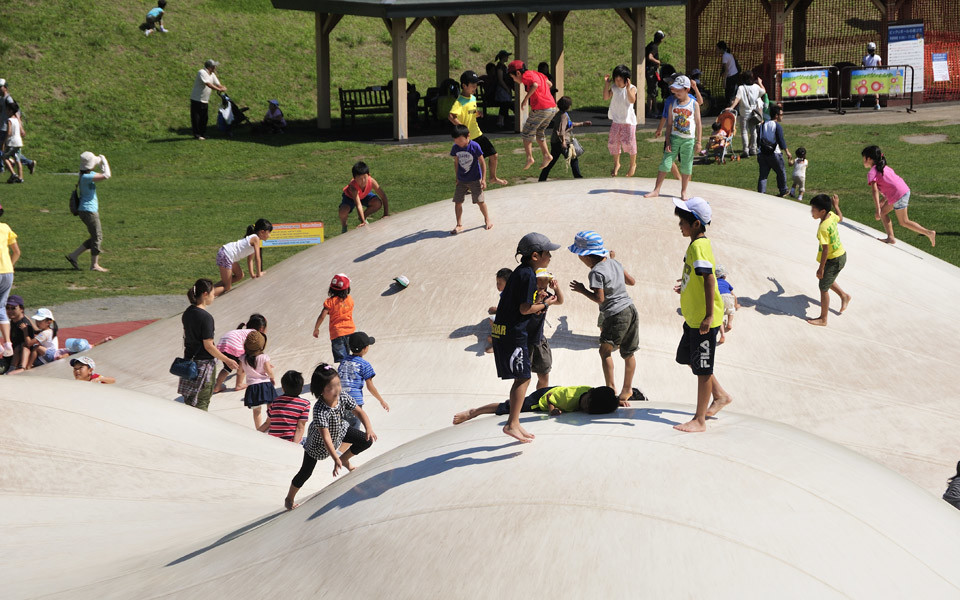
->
xmin=491 ymin=233 xmax=559 ymax=443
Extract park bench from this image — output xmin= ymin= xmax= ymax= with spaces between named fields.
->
xmin=338 ymin=86 xmax=392 ymax=127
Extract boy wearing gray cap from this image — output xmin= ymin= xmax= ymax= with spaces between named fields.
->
xmin=491 ymin=232 xmax=559 ymax=442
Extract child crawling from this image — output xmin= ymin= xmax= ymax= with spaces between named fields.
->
xmin=453 ymin=384 xmax=626 ymax=424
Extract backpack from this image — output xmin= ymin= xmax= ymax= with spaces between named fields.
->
xmin=69 ymin=177 xmax=80 ymax=216
xmin=757 ymin=121 xmax=778 ymax=154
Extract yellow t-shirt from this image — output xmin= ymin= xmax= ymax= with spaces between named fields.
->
xmin=679 ymin=237 xmax=724 ymax=329
xmin=0 ymin=223 xmax=17 ymax=274
xmin=533 ymin=385 xmax=593 ymax=412
xmin=449 ymin=95 xmax=483 ymax=140
xmin=816 ymin=211 xmax=845 ymax=262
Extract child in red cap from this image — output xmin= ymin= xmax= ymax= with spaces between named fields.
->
xmin=312 ymin=273 xmax=355 ymax=363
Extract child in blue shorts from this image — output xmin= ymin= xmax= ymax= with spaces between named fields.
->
xmin=339 ymin=161 xmax=389 ymax=233
xmin=491 ymin=232 xmax=559 ymax=442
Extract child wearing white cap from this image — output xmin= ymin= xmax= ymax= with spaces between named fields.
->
xmin=26 ymin=308 xmax=68 ymax=368
xmin=645 ymin=75 xmax=701 ymax=201
xmin=71 ymin=356 xmax=116 ymax=384
xmin=569 ymin=231 xmax=639 ymax=406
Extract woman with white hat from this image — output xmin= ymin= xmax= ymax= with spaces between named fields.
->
xmin=66 ymin=151 xmax=111 ymax=272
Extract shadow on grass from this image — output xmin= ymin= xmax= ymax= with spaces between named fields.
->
xmin=307 ymin=443 xmax=521 ymax=519
xmin=738 ymin=276 xmax=833 ymax=320
xmin=14 ymin=267 xmax=76 ymax=273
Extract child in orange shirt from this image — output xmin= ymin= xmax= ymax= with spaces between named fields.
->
xmin=312 ymin=273 xmax=355 ymax=362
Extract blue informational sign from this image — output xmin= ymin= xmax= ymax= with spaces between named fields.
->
xmin=888 ymin=23 xmax=923 ymax=44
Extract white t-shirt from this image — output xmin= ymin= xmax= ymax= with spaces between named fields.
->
xmin=35 ymin=329 xmax=57 ymax=352
xmin=862 ymin=53 xmax=882 ymax=67
xmin=607 ymin=84 xmax=637 ymax=125
xmin=793 ymin=158 xmax=808 ymax=178
xmin=721 ymin=52 xmax=739 ymax=77
xmin=220 ymin=234 xmax=257 ymax=264
xmin=735 ymin=84 xmax=763 ymax=117
xmin=5 ymin=117 xmax=22 ymax=147
xmin=191 ymin=69 xmax=221 ymax=103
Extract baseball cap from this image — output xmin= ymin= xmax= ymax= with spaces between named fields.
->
xmin=867 ymin=42 xmax=877 ymax=50
xmin=6 ymin=294 xmax=23 ymax=308
xmin=32 ymin=308 xmax=54 ymax=321
xmin=654 ymin=30 xmax=666 ymax=40
xmin=516 ymin=232 xmax=560 ymax=256
xmin=715 ymin=264 xmax=727 ymax=279
xmin=507 ymin=59 xmax=525 ymax=74
xmin=0 ymin=79 xmax=6 ymax=88
xmin=568 ymin=231 xmax=610 ymax=257
xmin=535 ymin=268 xmax=553 ymax=279
xmin=71 ymin=356 xmax=96 ymax=369
xmin=204 ymin=59 xmax=220 ymax=69
xmin=330 ymin=273 xmax=351 ymax=291
xmin=349 ymin=331 xmax=375 ymax=352
xmin=495 ymin=50 xmax=511 ymax=60
xmin=670 ymin=75 xmax=691 ymax=90
xmin=460 ymin=70 xmax=480 ymax=85
xmin=673 ymin=196 xmax=712 ymax=225
xmin=268 ymin=99 xmax=279 ymax=106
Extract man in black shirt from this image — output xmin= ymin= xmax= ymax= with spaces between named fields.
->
xmin=645 ymin=30 xmax=666 ymax=117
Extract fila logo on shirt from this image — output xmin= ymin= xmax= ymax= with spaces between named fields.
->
xmin=698 ymin=340 xmax=711 ymax=369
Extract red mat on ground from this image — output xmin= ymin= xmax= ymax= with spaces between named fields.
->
xmin=58 ymin=319 xmax=157 ymax=348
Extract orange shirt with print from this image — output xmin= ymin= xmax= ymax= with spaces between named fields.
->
xmin=324 ymin=295 xmax=356 ymax=339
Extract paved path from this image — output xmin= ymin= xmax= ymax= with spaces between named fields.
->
xmin=46 ymin=294 xmax=184 ymax=328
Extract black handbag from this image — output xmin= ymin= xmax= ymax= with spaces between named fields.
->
xmin=169 ymin=356 xmax=199 ymax=380
xmin=69 ymin=181 xmax=80 ymax=216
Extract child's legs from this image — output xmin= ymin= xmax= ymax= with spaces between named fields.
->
xmin=365 ymin=196 xmax=382 ymax=218
xmin=608 ymin=123 xmax=624 ymax=158
xmin=488 ymin=152 xmax=502 ymax=180
xmin=476 ymin=197 xmax=491 ymax=226
xmin=231 ymin=262 xmax=243 ymax=283
xmin=507 ymin=377 xmax=532 ymax=429
xmin=536 ymin=137 xmax=551 ymax=160
xmin=817 ymin=288 xmax=831 ymax=320
xmin=453 ymin=200 xmax=464 ymax=226
xmin=453 ymin=402 xmax=502 ymax=424
xmin=252 ymin=405 xmax=264 ymax=428
xmin=599 ymin=343 xmax=616 ymax=389
xmin=290 ymin=452 xmax=318 ymax=490
xmin=217 ymin=265 xmax=234 ymax=294
xmin=341 ymin=426 xmax=372 ymax=458
xmin=680 ymin=174 xmax=691 ymax=198
xmin=338 ymin=203 xmax=351 ymax=231
xmin=879 ymin=202 xmax=896 ymax=240
xmin=620 ymin=353 xmax=637 ymax=400
xmin=695 ymin=374 xmax=713 ymax=422
xmin=331 ymin=335 xmax=349 ymax=362
xmin=894 ymin=206 xmax=934 ymax=237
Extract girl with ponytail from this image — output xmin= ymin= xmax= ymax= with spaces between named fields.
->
xmin=862 ymin=146 xmax=935 ymax=247
xmin=214 ymin=218 xmax=273 ymax=296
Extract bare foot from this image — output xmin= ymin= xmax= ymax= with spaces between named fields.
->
xmin=680 ymin=194 xmax=689 ymax=201
xmin=928 ymin=231 xmax=936 ymax=247
xmin=213 ymin=384 xmax=226 ymax=394
xmin=453 ymin=410 xmax=474 ymax=425
xmin=493 ymin=177 xmax=508 ymax=186
xmin=539 ymin=155 xmax=553 ymax=170
xmin=342 ymin=458 xmax=355 ymax=472
xmin=503 ymin=424 xmax=533 ymax=443
xmin=484 ymin=221 xmax=494 ymax=231
xmin=724 ymin=323 xmax=733 ymax=332
xmin=618 ymin=395 xmax=632 ymax=407
xmin=879 ymin=237 xmax=896 ymax=245
xmin=806 ymin=317 xmax=828 ymax=327
xmin=706 ymin=395 xmax=732 ymax=417
xmin=717 ymin=336 xmax=726 ymax=345
xmin=91 ymin=265 xmax=109 ymax=272
xmin=450 ymin=224 xmax=463 ymax=235
xmin=673 ymin=419 xmax=707 ymax=433
xmin=626 ymin=167 xmax=636 ymax=177
xmin=643 ymin=190 xmax=660 ymax=198
xmin=284 ymin=497 xmax=298 ymax=510
xmin=611 ymin=167 xmax=620 ymax=177
xmin=839 ymin=294 xmax=852 ymax=313
xmin=523 ymin=158 xmax=535 ymax=170
xmin=484 ymin=346 xmax=494 ymax=354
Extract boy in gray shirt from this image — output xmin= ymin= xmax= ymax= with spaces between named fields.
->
xmin=569 ymin=230 xmax=639 ymax=405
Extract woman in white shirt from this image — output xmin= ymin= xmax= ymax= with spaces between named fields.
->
xmin=726 ymin=70 xmax=766 ymax=156
xmin=716 ymin=41 xmax=740 ymax=106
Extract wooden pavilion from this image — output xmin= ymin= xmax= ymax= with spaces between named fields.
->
xmin=271 ymin=0 xmax=683 ymax=139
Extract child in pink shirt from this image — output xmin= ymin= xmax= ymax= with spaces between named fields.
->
xmin=862 ymin=145 xmax=935 ymax=247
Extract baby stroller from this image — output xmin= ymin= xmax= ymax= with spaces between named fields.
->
xmin=706 ymin=111 xmax=738 ymax=164
xmin=217 ymin=92 xmax=249 ymax=137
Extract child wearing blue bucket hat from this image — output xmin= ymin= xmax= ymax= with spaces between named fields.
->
xmin=568 ymin=231 xmax=639 ymax=406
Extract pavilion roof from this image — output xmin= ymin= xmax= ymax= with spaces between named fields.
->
xmin=271 ymin=0 xmax=683 ymax=18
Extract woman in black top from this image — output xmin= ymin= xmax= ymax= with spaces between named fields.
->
xmin=178 ymin=278 xmax=237 ymax=411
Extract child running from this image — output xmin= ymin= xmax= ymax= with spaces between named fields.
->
xmin=284 ymin=363 xmax=377 ymax=510
xmin=568 ymin=231 xmax=639 ymax=405
xmin=715 ymin=265 xmax=739 ymax=344
xmin=312 ymin=273 xmax=355 ymax=363
xmin=672 ymin=197 xmax=732 ymax=432
xmin=339 ymin=161 xmax=389 ymax=233
xmin=338 ymin=331 xmax=390 ymax=420
xmin=214 ymin=218 xmax=273 ymax=296
xmin=507 ymin=60 xmax=558 ymax=170
xmin=807 ymin=194 xmax=852 ymax=327
xmin=602 ymin=64 xmax=638 ymax=177
xmin=259 ymin=370 xmax=311 ymax=443
xmin=241 ymin=331 xmax=277 ymax=428
xmin=491 ymin=232 xmax=560 ymax=442
xmin=449 ymin=124 xmax=491 ymax=234
xmin=862 ymin=145 xmax=935 ymax=247
xmin=645 ymin=75 xmax=701 ymax=200
xmin=789 ymin=147 xmax=808 ymax=201
xmin=213 ymin=313 xmax=267 ymax=393
xmin=449 ymin=70 xmax=508 ymax=186
xmin=529 ymin=268 xmax=564 ymax=389
xmin=453 ymin=384 xmax=619 ymax=424
xmin=71 ymin=356 xmax=116 ymax=384
xmin=538 ymin=96 xmax=590 ymax=182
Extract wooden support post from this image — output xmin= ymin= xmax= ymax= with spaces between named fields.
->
xmin=792 ymin=0 xmax=810 ymax=66
xmin=616 ymin=7 xmax=646 ymax=125
xmin=315 ymin=12 xmax=342 ymax=129
xmin=429 ymin=16 xmax=457 ymax=87
xmin=767 ymin=0 xmax=787 ymax=101
xmin=686 ymin=0 xmax=707 ymax=87
xmin=547 ymin=12 xmax=568 ymax=99
xmin=497 ymin=13 xmax=543 ymax=132
xmin=388 ymin=17 xmax=410 ymax=140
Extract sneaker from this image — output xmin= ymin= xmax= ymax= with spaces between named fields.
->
xmin=854 ymin=101 xmax=861 ymax=109
xmin=874 ymin=104 xmax=880 ymax=111
xmin=6 ymin=175 xmax=14 ymax=184
xmin=145 ymin=29 xmax=152 ymax=36
xmin=159 ymin=26 xmax=168 ymax=33
xmin=27 ymin=160 xmax=36 ymax=175
xmin=13 ymin=177 xmax=23 ymax=183
xmin=797 ymin=193 xmax=804 ymax=201
xmin=789 ymin=187 xmax=796 ymax=197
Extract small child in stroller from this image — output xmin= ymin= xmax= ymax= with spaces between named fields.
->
xmin=705 ymin=111 xmax=737 ymax=164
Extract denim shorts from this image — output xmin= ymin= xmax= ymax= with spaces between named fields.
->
xmin=892 ymin=191 xmax=910 ymax=210
xmin=0 ymin=272 xmax=12 ymax=323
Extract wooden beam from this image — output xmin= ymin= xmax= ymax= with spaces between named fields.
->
xmin=615 ymin=8 xmax=636 ymax=32
xmin=528 ymin=12 xmax=545 ymax=31
xmin=388 ymin=17 xmax=409 ymax=140
xmin=406 ymin=17 xmax=423 ymax=36
xmin=690 ymin=0 xmax=709 ymax=18
xmin=315 ymin=12 xmax=341 ymax=129
xmin=497 ymin=13 xmax=518 ymax=37
xmin=868 ymin=0 xmax=887 ymax=15
xmin=429 ymin=16 xmax=457 ymax=87
xmin=548 ymin=12 xmax=568 ymax=99
xmin=792 ymin=0 xmax=808 ymax=66
xmin=768 ymin=0 xmax=786 ymax=101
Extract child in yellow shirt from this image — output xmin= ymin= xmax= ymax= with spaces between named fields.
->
xmin=807 ymin=194 xmax=851 ymax=327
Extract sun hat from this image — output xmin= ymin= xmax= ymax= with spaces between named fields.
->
xmin=32 ymin=308 xmax=54 ymax=321
xmin=715 ymin=264 xmax=727 ymax=279
xmin=507 ymin=59 xmax=525 ymax=74
xmin=244 ymin=331 xmax=266 ymax=356
xmin=268 ymin=99 xmax=279 ymax=106
xmin=348 ymin=331 xmax=375 ymax=353
xmin=670 ymin=75 xmax=691 ymax=90
xmin=6 ymin=294 xmax=24 ymax=308
xmin=330 ymin=273 xmax=351 ymax=291
xmin=673 ymin=196 xmax=713 ymax=225
xmin=568 ymin=231 xmax=610 ymax=257
xmin=460 ymin=70 xmax=480 ymax=85
xmin=516 ymin=232 xmax=560 ymax=256
xmin=71 ymin=356 xmax=95 ymax=369
xmin=535 ymin=268 xmax=553 ymax=279
xmin=79 ymin=151 xmax=100 ymax=171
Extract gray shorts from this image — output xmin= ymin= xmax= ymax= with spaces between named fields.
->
xmin=1 ymin=146 xmax=21 ymax=161
xmin=453 ymin=180 xmax=484 ymax=204
xmin=529 ymin=336 xmax=552 ymax=374
xmin=892 ymin=191 xmax=910 ymax=210
xmin=599 ymin=304 xmax=639 ymax=357
xmin=721 ymin=293 xmax=736 ymax=316
xmin=79 ymin=210 xmax=103 ymax=255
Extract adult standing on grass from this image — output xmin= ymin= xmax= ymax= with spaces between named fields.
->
xmin=0 ymin=80 xmax=37 ymax=178
xmin=644 ymin=30 xmax=666 ymax=117
xmin=756 ymin=105 xmax=791 ymax=197
xmin=179 ymin=279 xmax=238 ymax=411
xmin=716 ymin=41 xmax=740 ymax=107
xmin=0 ymin=207 xmax=21 ymax=359
xmin=493 ymin=50 xmax=513 ymax=127
xmin=66 ymin=151 xmax=111 ymax=272
xmin=726 ymin=70 xmax=765 ymax=157
xmin=190 ymin=60 xmax=226 ymax=140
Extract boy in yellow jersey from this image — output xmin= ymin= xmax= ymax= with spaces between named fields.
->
xmin=452 ymin=384 xmax=632 ymax=424
xmin=672 ymin=197 xmax=733 ymax=432
xmin=449 ymin=70 xmax=508 ymax=186
xmin=807 ymin=194 xmax=851 ymax=327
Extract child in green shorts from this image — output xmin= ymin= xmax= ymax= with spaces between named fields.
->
xmin=807 ymin=194 xmax=851 ymax=327
xmin=672 ymin=197 xmax=732 ymax=432
xmin=645 ymin=75 xmax=701 ymax=201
